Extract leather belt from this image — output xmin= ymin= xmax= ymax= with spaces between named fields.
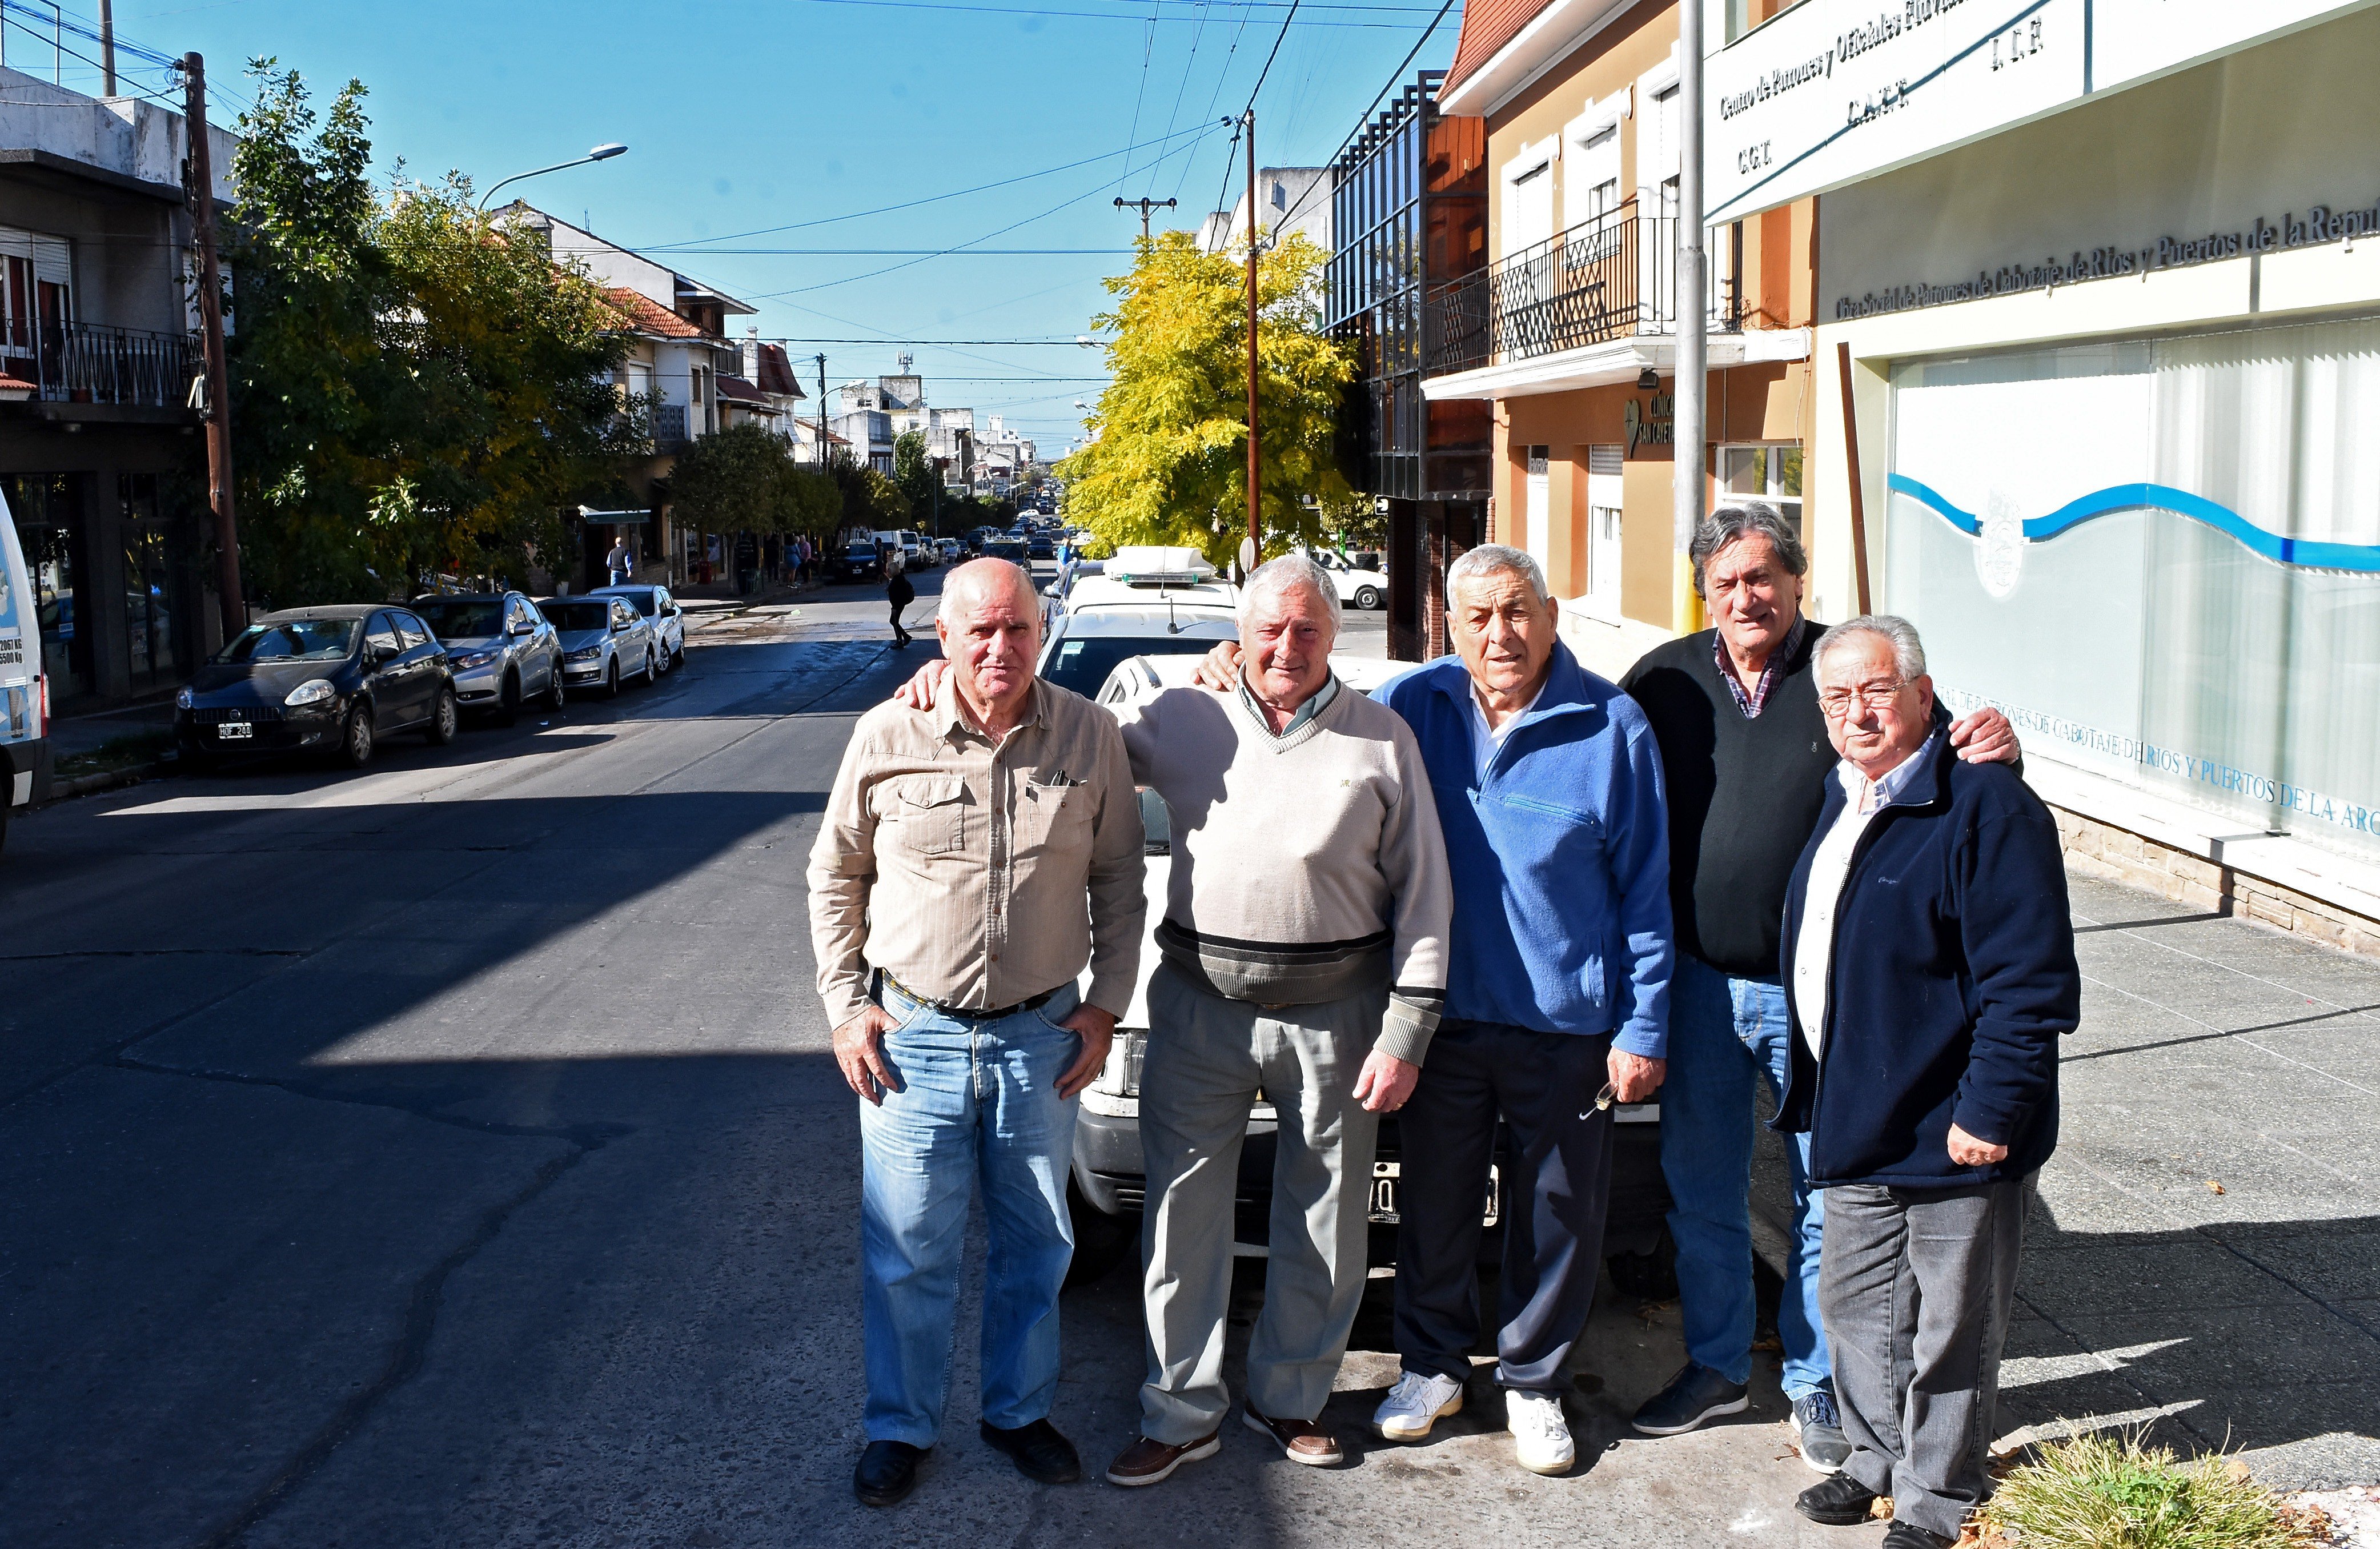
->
xmin=881 ymin=971 xmax=1058 ymax=1023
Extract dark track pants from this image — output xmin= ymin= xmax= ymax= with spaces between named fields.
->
xmin=1392 ymin=1020 xmax=1615 ymax=1393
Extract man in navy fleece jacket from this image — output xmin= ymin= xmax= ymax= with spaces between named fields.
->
xmin=1776 ymin=616 xmax=2078 ymax=1549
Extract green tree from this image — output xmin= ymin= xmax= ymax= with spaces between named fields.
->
xmin=892 ymin=430 xmax=942 ymax=530
xmin=1058 ymin=230 xmax=1355 ymax=567
xmin=226 ymin=66 xmax=631 ymax=604
xmin=826 ymin=453 xmax=912 ymax=534
xmin=669 ymin=421 xmax=792 ymax=535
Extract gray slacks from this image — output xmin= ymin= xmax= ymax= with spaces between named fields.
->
xmin=1136 ymin=960 xmax=1386 ymax=1443
xmin=1819 ymin=1173 xmax=2035 ymax=1540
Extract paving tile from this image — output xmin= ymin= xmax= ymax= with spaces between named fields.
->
xmin=2017 ymin=1238 xmax=2293 ymax=1318
xmin=2056 ymin=1302 xmax=2380 ymax=1394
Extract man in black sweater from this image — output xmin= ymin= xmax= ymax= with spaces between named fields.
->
xmin=1616 ymin=503 xmax=2018 ymax=1472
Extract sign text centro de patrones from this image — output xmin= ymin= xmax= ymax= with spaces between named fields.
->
xmin=1835 ymin=198 xmax=2380 ymax=319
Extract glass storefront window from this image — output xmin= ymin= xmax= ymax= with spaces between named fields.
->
xmin=1886 ymin=318 xmax=2380 ymax=864
xmin=6 ymin=473 xmax=84 ymax=702
xmin=1719 ymin=443 xmax=1803 ymax=537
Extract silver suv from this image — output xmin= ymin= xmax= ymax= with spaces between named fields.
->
xmin=414 ymin=592 xmax=564 ymax=722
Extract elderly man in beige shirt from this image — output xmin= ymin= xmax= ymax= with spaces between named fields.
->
xmin=808 ymin=559 xmax=1146 ymax=1510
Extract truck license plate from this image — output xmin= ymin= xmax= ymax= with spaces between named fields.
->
xmin=1369 ymin=1161 xmax=1498 ymax=1227
xmin=216 ymin=722 xmax=252 ymax=740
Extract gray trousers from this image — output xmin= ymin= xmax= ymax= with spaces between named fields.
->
xmin=1137 ymin=961 xmax=1386 ymax=1443
xmin=1820 ymin=1173 xmax=2035 ymax=1540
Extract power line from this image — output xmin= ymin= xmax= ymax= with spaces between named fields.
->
xmin=1114 ymin=0 xmax=1162 ymax=198
xmin=648 ymin=247 xmax=1131 ymax=255
xmin=1171 ymin=0 xmax=1254 ymax=203
xmin=1270 ymin=0 xmax=1458 ymax=232
xmin=790 ymin=0 xmax=1429 ymax=23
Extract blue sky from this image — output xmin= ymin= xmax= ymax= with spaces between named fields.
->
xmin=67 ymin=0 xmax=1458 ymax=450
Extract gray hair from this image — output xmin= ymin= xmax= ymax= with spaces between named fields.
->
xmin=1690 ymin=501 xmax=1807 ymax=597
xmin=1814 ymin=614 xmax=1928 ymax=682
xmin=1444 ymin=543 xmax=1550 ymax=603
xmin=938 ymin=558 xmax=1038 ymax=625
xmin=1239 ymin=553 xmax=1342 ymax=635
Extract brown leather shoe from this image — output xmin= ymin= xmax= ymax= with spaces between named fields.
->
xmin=1104 ymin=1430 xmax=1221 ymax=1488
xmin=1243 ymin=1403 xmax=1343 ymax=1467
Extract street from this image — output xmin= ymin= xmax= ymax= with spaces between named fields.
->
xmin=2 ymin=576 xmax=2375 ymax=1548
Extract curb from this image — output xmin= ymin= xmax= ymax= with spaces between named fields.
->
xmin=39 ymin=759 xmax=173 ymax=806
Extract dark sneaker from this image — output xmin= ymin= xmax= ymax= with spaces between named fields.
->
xmin=1792 ymin=1387 xmax=1852 ymax=1474
xmin=1630 ymin=1362 xmax=1751 ymax=1436
xmin=1881 ymin=1522 xmax=1956 ymax=1548
xmin=1795 ymin=1471 xmax=1880 ymax=1526
xmin=1104 ymin=1430 xmax=1221 ymax=1488
xmin=853 ymin=1439 xmax=927 ymax=1507
xmin=980 ymin=1418 xmax=1082 ymax=1484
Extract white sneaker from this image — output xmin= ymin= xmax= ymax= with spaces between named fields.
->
xmin=1507 ymin=1389 xmax=1575 ymax=1475
xmin=1372 ymin=1370 xmax=1465 ymax=1440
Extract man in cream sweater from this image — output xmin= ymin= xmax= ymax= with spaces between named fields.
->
xmin=1102 ymin=555 xmax=1454 ymax=1487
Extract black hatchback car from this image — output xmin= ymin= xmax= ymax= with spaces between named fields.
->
xmin=837 ymin=544 xmax=883 ymax=583
xmin=174 ymin=604 xmax=457 ymax=772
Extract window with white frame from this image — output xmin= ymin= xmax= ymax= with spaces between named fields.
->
xmin=1502 ymin=140 xmax=1557 ymax=258
xmin=1563 ymin=90 xmax=1628 ymax=235
xmin=1718 ymin=443 xmax=1804 ymax=538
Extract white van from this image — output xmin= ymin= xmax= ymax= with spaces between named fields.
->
xmin=0 ymin=498 xmax=50 ymax=850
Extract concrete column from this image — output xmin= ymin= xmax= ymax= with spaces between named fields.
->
xmin=79 ymin=467 xmax=133 ymax=700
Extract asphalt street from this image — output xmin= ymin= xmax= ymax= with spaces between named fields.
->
xmin=2 ymin=569 xmax=2373 ymax=1547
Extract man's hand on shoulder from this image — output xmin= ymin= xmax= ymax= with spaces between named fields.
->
xmin=892 ymin=657 xmax=950 ymax=711
xmin=833 ymin=1005 xmax=904 ymax=1105
xmin=1948 ymin=705 xmax=2020 ymax=766
xmin=1055 ymin=1002 xmax=1118 ymax=1099
xmin=1190 ymin=640 xmax=1242 ymax=693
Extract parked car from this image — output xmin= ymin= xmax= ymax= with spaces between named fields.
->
xmin=837 ymin=543 xmax=884 ymax=583
xmin=1309 ymin=548 xmax=1390 ymax=610
xmin=980 ymin=536 xmax=1029 ymax=568
xmin=175 ymin=605 xmax=457 ymax=772
xmin=1034 ymin=597 xmax=1238 ymax=700
xmin=412 ymin=591 xmax=564 ymax=721
xmin=540 ymin=595 xmax=657 ymax=699
xmin=586 ymin=583 xmax=687 ymax=671
xmin=937 ymin=537 xmax=963 ymax=564
xmin=0 ymin=510 xmax=49 ymax=852
xmin=1060 ymin=652 xmax=1672 ymax=1286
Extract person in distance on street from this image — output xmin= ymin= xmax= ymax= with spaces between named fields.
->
xmin=885 ymin=553 xmax=915 ymax=647
xmin=1777 ymin=617 xmax=2078 ymax=1549
xmin=604 ymin=535 xmax=633 ymax=588
xmin=1189 ymin=545 xmax=1671 ymax=1479
xmin=807 ymin=559 xmax=1146 ymax=1508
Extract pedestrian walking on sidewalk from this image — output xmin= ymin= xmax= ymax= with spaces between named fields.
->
xmin=1779 ymin=616 xmax=2078 ymax=1549
xmin=604 ymin=536 xmax=633 ymax=588
xmin=885 ymin=557 xmax=915 ymax=647
xmin=808 ymin=558 xmax=1146 ymax=1510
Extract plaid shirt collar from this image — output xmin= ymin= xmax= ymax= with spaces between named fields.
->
xmin=1715 ymin=615 xmax=1808 ymax=719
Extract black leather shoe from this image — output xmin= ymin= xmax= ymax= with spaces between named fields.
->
xmin=980 ymin=1418 xmax=1082 ymax=1484
xmin=1881 ymin=1523 xmax=1956 ymax=1548
xmin=853 ymin=1440 xmax=926 ymax=1507
xmin=1795 ymin=1470 xmax=1880 ymax=1526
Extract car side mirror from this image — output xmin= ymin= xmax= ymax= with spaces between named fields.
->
xmin=509 ymin=620 xmax=532 ymax=636
xmin=367 ymin=644 xmax=394 ymax=667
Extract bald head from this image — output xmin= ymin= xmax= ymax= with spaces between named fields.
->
xmin=939 ymin=557 xmax=1039 ymax=625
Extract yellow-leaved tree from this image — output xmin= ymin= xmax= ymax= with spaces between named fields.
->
xmin=1059 ymin=230 xmax=1355 ymax=567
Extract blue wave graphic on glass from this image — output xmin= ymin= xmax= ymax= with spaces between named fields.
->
xmin=1885 ymin=473 xmax=2380 ymax=573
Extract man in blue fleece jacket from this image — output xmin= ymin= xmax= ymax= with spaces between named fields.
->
xmin=1777 ymin=617 xmax=2078 ymax=1549
xmin=1372 ymin=545 xmax=1672 ymax=1475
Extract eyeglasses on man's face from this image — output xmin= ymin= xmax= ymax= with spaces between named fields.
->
xmin=1817 ymin=679 xmax=1909 ymax=717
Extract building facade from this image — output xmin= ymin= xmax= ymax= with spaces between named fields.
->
xmin=0 ymin=67 xmax=234 ymax=710
xmin=1326 ymin=71 xmax=1492 ymax=660
xmin=1422 ymin=0 xmax=1814 ymax=679
xmin=1715 ymin=0 xmax=2380 ymax=935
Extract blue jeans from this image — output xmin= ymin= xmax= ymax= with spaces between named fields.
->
xmin=857 ymin=979 xmax=1083 ymax=1446
xmin=1656 ymin=954 xmax=1830 ymax=1400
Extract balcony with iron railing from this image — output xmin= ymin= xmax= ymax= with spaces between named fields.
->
xmin=1423 ymin=208 xmax=1741 ymax=379
xmin=0 ymin=317 xmax=202 ymax=413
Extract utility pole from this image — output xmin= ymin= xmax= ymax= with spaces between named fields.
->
xmin=1243 ymin=110 xmax=1261 ymax=570
xmin=1672 ymin=0 xmax=1708 ymax=633
xmin=183 ymin=53 xmax=243 ymax=642
xmin=98 ymin=0 xmax=115 ymax=94
xmin=1114 ymin=195 xmax=1177 ymax=242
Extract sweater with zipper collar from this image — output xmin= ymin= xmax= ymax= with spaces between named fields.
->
xmin=1773 ymin=710 xmax=2080 ymax=1189
xmin=1380 ymin=643 xmax=1673 ymax=1057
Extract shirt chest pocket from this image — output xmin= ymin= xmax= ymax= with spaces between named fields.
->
xmin=1016 ymin=779 xmax=1094 ymax=858
xmin=882 ymin=775 xmax=969 ymax=855
xmin=1491 ymin=791 xmax=1605 ymax=864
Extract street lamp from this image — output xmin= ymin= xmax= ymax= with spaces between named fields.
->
xmin=479 ymin=142 xmax=629 ymax=212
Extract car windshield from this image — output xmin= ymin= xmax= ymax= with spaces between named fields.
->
xmin=1043 ymin=633 xmax=1222 ymax=697
xmin=605 ymin=589 xmax=658 ymax=617
xmin=217 ymin=619 xmax=358 ymax=663
xmin=543 ymin=600 xmax=612 ymax=631
xmin=415 ymin=598 xmax=504 ymax=638
xmin=844 ymin=547 xmax=874 ymax=559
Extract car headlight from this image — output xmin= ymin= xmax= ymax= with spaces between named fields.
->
xmin=449 ymin=649 xmax=497 ymax=670
xmin=175 ymin=686 xmax=194 ymax=711
xmin=564 ymin=647 xmax=601 ymax=663
xmin=283 ymin=678 xmax=336 ymax=709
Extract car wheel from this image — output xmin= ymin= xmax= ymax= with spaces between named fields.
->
xmin=601 ymin=660 xmax=620 ymax=700
xmin=336 ymin=703 xmax=375 ymax=769
xmin=1354 ymin=585 xmax=1383 ymax=610
xmin=652 ymin=643 xmax=670 ymax=677
xmin=1062 ymin=1177 xmax=1135 ymax=1287
xmin=644 ymin=649 xmax=657 ymax=683
xmin=497 ymin=671 xmax=520 ymax=725
xmin=543 ymin=664 xmax=567 ymax=712
xmin=424 ymin=686 xmax=459 ymax=746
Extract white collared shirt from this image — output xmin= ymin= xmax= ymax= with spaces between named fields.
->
xmin=1792 ymin=732 xmax=1940 ymax=1058
xmin=1466 ymin=678 xmax=1545 ymax=784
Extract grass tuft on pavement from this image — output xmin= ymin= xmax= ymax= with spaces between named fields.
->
xmin=1977 ymin=1430 xmax=2326 ymax=1548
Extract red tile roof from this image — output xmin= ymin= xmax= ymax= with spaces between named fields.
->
xmin=755 ymin=342 xmax=806 ymax=398
xmin=716 ymin=374 xmax=774 ymax=408
xmin=599 ymin=286 xmax=705 ymax=340
xmin=1444 ymin=0 xmax=1559 ymax=98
